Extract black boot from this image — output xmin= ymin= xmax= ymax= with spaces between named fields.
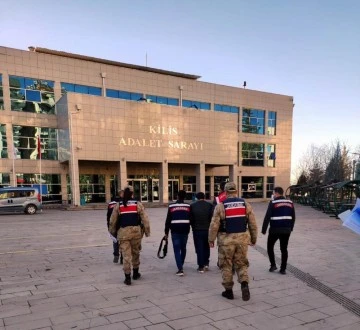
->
xmin=133 ymin=268 xmax=141 ymax=280
xmin=120 ymin=253 xmax=123 ymax=265
xmin=241 ymin=281 xmax=250 ymax=301
xmin=124 ymin=273 xmax=131 ymax=285
xmin=221 ymin=289 xmax=234 ymax=300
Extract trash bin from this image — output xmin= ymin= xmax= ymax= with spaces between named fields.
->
xmin=80 ymin=195 xmax=86 ymax=205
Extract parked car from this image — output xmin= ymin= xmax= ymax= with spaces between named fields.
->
xmin=0 ymin=187 xmax=42 ymax=214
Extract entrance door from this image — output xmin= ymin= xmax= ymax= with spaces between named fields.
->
xmin=130 ymin=180 xmax=148 ymax=202
xmin=152 ymin=179 xmax=159 ymax=202
xmin=168 ymin=179 xmax=179 ymax=201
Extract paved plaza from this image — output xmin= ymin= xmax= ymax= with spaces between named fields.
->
xmin=0 ymin=202 xmax=359 ymax=330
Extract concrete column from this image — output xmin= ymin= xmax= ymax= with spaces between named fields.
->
xmin=160 ymin=161 xmax=168 ymax=203
xmin=60 ymin=172 xmax=68 ymax=204
xmin=229 ymin=165 xmax=240 ymax=196
xmin=105 ymin=174 xmax=111 ymax=202
xmin=118 ymin=160 xmax=128 ymax=190
xmin=210 ymin=176 xmax=215 ymax=200
xmin=70 ymin=158 xmax=79 ymax=206
xmin=263 ymin=176 xmax=267 ymax=199
xmin=196 ymin=162 xmax=205 ymax=193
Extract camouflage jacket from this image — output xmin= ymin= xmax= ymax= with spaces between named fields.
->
xmin=209 ymin=200 xmax=257 ymax=246
xmin=109 ymin=201 xmax=150 ymax=241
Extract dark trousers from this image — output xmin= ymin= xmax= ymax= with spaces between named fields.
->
xmin=171 ymin=233 xmax=188 ymax=270
xmin=193 ymin=230 xmax=210 ymax=268
xmin=267 ymin=233 xmax=291 ymax=270
xmin=113 ymin=241 xmax=119 ymax=256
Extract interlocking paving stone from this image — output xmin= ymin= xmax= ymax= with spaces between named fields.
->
xmin=1 ymin=204 xmax=360 ymax=330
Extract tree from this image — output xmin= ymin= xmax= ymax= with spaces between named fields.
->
xmin=296 ymin=171 xmax=308 ymax=185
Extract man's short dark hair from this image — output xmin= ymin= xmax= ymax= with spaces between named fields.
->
xmin=196 ymin=192 xmax=205 ymax=200
xmin=274 ymin=187 xmax=284 ymax=195
xmin=177 ymin=190 xmax=186 ymax=200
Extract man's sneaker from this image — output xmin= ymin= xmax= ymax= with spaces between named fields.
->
xmin=113 ymin=256 xmax=119 ymax=263
xmin=241 ymin=281 xmax=250 ymax=301
xmin=222 ymin=289 xmax=234 ymax=300
xmin=269 ymin=265 xmax=277 ymax=272
xmin=197 ymin=267 xmax=205 ymax=273
xmin=204 ymin=265 xmax=209 ymax=271
xmin=279 ymin=269 xmax=286 ymax=275
xmin=176 ymin=270 xmax=184 ymax=276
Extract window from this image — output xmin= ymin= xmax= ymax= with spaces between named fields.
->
xmin=16 ymin=173 xmax=62 ymax=203
xmin=267 ymin=144 xmax=276 ymax=167
xmin=214 ymin=104 xmax=239 ymax=114
xmin=61 ymin=83 xmax=101 ymax=96
xmin=183 ymin=176 xmax=196 ymax=200
xmin=182 ymin=99 xmax=210 ymax=110
xmin=0 ymin=124 xmax=7 ymax=158
xmin=12 ymin=125 xmax=58 ymax=160
xmin=242 ymin=108 xmax=265 ymax=134
xmin=241 ymin=176 xmax=264 ymax=199
xmin=266 ymin=177 xmax=275 ymax=198
xmin=0 ymin=74 xmax=4 ymax=110
xmin=9 ymin=76 xmax=55 ymax=114
xmin=242 ymin=143 xmax=264 ymax=166
xmin=0 ymin=173 xmax=10 ymax=188
xmin=106 ymin=89 xmax=143 ymax=102
xmin=79 ymin=174 xmax=105 ymax=203
xmin=146 ymin=95 xmax=179 ymax=106
xmin=268 ymin=111 xmax=277 ymax=135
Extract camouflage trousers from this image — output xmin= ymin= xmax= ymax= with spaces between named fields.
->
xmin=119 ymin=238 xmax=142 ymax=274
xmin=218 ymin=243 xmax=249 ymax=289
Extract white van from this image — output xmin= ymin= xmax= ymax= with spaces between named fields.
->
xmin=0 ymin=187 xmax=42 ymax=214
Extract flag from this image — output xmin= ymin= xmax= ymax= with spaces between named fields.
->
xmin=37 ymin=135 xmax=41 ymax=159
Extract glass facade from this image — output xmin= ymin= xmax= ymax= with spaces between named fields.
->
xmin=241 ymin=176 xmax=264 ymax=199
xmin=16 ymin=173 xmax=62 ymax=203
xmin=242 ymin=108 xmax=265 ymax=134
xmin=0 ymin=74 xmax=4 ymax=110
xmin=0 ymin=124 xmax=7 ymax=159
xmin=268 ymin=111 xmax=277 ymax=135
xmin=182 ymin=100 xmax=211 ymax=110
xmin=79 ymin=174 xmax=106 ymax=203
xmin=267 ymin=144 xmax=276 ymax=167
xmin=61 ymin=83 xmax=101 ymax=96
xmin=0 ymin=173 xmax=10 ymax=188
xmin=183 ymin=176 xmax=196 ymax=200
xmin=214 ymin=104 xmax=239 ymax=114
xmin=106 ymin=89 xmax=143 ymax=101
xmin=9 ymin=76 xmax=55 ymax=114
xmin=242 ymin=143 xmax=264 ymax=166
xmin=146 ymin=95 xmax=179 ymax=106
xmin=12 ymin=125 xmax=58 ymax=160
xmin=266 ymin=176 xmax=275 ymax=198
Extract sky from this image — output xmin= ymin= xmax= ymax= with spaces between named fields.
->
xmin=0 ymin=0 xmax=359 ymax=182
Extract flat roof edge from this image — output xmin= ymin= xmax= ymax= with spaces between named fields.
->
xmin=31 ymin=47 xmax=201 ymax=80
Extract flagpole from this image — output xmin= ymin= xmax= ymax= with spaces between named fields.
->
xmin=38 ymin=135 xmax=43 ymax=205
xmin=12 ymin=144 xmax=16 ymax=187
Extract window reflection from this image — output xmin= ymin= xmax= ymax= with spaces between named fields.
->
xmin=79 ymin=174 xmax=105 ymax=203
xmin=242 ymin=108 xmax=265 ymax=134
xmin=0 ymin=124 xmax=8 ymax=159
xmin=61 ymin=83 xmax=101 ymax=96
xmin=241 ymin=176 xmax=264 ymax=198
xmin=267 ymin=144 xmax=276 ymax=167
xmin=12 ymin=125 xmax=58 ymax=160
xmin=106 ymin=89 xmax=142 ymax=101
xmin=242 ymin=143 xmax=264 ymax=166
xmin=9 ymin=76 xmax=55 ymax=114
xmin=16 ymin=173 xmax=62 ymax=203
xmin=146 ymin=95 xmax=179 ymax=106
xmin=266 ymin=177 xmax=275 ymax=198
xmin=182 ymin=99 xmax=210 ymax=110
xmin=0 ymin=173 xmax=10 ymax=187
xmin=268 ymin=111 xmax=277 ymax=135
xmin=214 ymin=104 xmax=239 ymax=114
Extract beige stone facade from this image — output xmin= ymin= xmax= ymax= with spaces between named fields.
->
xmin=0 ymin=46 xmax=294 ymax=205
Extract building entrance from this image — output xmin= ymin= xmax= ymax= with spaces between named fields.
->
xmin=127 ymin=178 xmax=160 ymax=202
xmin=168 ymin=179 xmax=179 ymax=201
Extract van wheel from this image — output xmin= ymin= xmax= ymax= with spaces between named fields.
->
xmin=25 ymin=204 xmax=37 ymax=215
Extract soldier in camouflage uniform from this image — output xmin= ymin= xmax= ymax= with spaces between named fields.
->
xmin=109 ymin=186 xmax=150 ymax=285
xmin=209 ymin=182 xmax=257 ymax=300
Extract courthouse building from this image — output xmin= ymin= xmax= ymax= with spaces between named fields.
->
xmin=0 ymin=46 xmax=294 ymax=205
